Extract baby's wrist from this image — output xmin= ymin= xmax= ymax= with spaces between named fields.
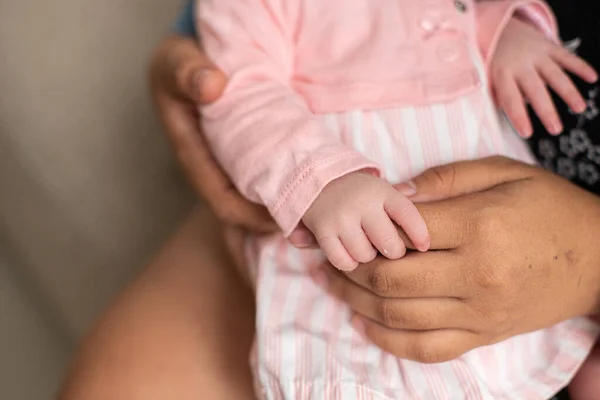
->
xmin=322 ymin=169 xmax=380 ymax=190
xmin=512 ymin=5 xmax=558 ymax=44
xmin=334 ymin=168 xmax=377 ymax=179
xmin=354 ymin=167 xmax=380 ymax=177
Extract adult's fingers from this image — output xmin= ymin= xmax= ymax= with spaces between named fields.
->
xmin=393 ymin=156 xmax=537 ymax=203
xmin=149 ymin=37 xmax=275 ymax=232
xmin=183 ymin=132 xmax=275 ymax=231
xmin=399 ymin=187 xmax=506 ymax=250
xmin=335 ymin=251 xmax=468 ymax=298
xmin=354 ymin=319 xmax=482 ymax=363
xmin=158 ymin=95 xmax=277 ymax=232
xmin=209 ymin=191 xmax=278 ymax=233
xmin=150 ymin=35 xmax=227 ymax=104
xmin=222 ymin=225 xmax=252 ymax=287
xmin=324 ymin=270 xmax=474 ymax=330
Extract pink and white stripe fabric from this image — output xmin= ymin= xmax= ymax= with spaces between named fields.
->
xmin=244 ymin=81 xmax=599 ymax=400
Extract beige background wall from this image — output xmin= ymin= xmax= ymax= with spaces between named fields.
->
xmin=0 ymin=1 xmax=194 ymax=398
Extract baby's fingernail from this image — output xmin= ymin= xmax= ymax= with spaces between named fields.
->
xmin=550 ymin=121 xmax=563 ymax=135
xmin=520 ymin=125 xmax=533 ymax=138
xmin=418 ymin=238 xmax=431 ymax=252
xmin=351 ymin=315 xmax=366 ymax=335
xmin=396 ymin=180 xmax=417 ymax=196
xmin=311 ymin=268 xmax=329 ymax=288
xmin=574 ymin=102 xmax=587 ymax=113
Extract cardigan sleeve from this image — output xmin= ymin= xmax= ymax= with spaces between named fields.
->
xmin=198 ymin=0 xmax=380 ymax=236
xmin=477 ymin=0 xmax=558 ymax=67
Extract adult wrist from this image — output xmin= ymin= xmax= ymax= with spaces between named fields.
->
xmin=584 ymin=197 xmax=600 ymax=317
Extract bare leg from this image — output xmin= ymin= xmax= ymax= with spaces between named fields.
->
xmin=57 ymin=206 xmax=256 ymax=400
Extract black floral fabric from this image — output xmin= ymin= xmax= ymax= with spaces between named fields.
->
xmin=527 ymin=0 xmax=600 ymax=195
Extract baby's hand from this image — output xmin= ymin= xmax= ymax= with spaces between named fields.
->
xmin=491 ymin=17 xmax=597 ymax=138
xmin=301 ymin=172 xmax=430 ymax=271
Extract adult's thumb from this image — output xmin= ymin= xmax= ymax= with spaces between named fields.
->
xmin=394 ymin=156 xmax=537 ymax=203
xmin=151 ymin=35 xmax=227 ymax=104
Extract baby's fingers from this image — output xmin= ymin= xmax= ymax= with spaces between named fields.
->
xmin=494 ymin=74 xmax=532 ymax=138
xmin=318 ymin=235 xmax=358 ymax=272
xmin=519 ymin=70 xmax=562 ymax=135
xmin=339 ymin=228 xmax=377 ymax=264
xmin=552 ymin=47 xmax=598 ymax=84
xmin=539 ymin=61 xmax=586 ymax=113
xmin=362 ymin=211 xmax=406 ymax=259
xmin=384 ymin=193 xmax=429 ymax=252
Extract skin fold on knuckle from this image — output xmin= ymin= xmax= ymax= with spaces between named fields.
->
xmin=376 ymin=299 xmax=399 ymax=328
xmin=474 ymin=260 xmax=511 ymax=294
xmin=367 ymin=265 xmax=394 ymax=296
xmin=424 ymin=164 xmax=456 ymax=196
xmin=408 ymin=309 xmax=435 ymax=331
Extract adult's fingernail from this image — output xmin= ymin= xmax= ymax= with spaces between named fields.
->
xmin=396 ymin=180 xmax=417 ymax=196
xmin=193 ymin=68 xmax=211 ymax=98
xmin=311 ymin=268 xmax=329 ymax=288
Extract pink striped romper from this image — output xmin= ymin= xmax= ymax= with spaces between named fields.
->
xmin=197 ymin=0 xmax=599 ymax=398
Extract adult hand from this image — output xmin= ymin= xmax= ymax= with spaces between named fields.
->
xmin=316 ymin=156 xmax=600 ymax=363
xmin=149 ymin=35 xmax=276 ymax=232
